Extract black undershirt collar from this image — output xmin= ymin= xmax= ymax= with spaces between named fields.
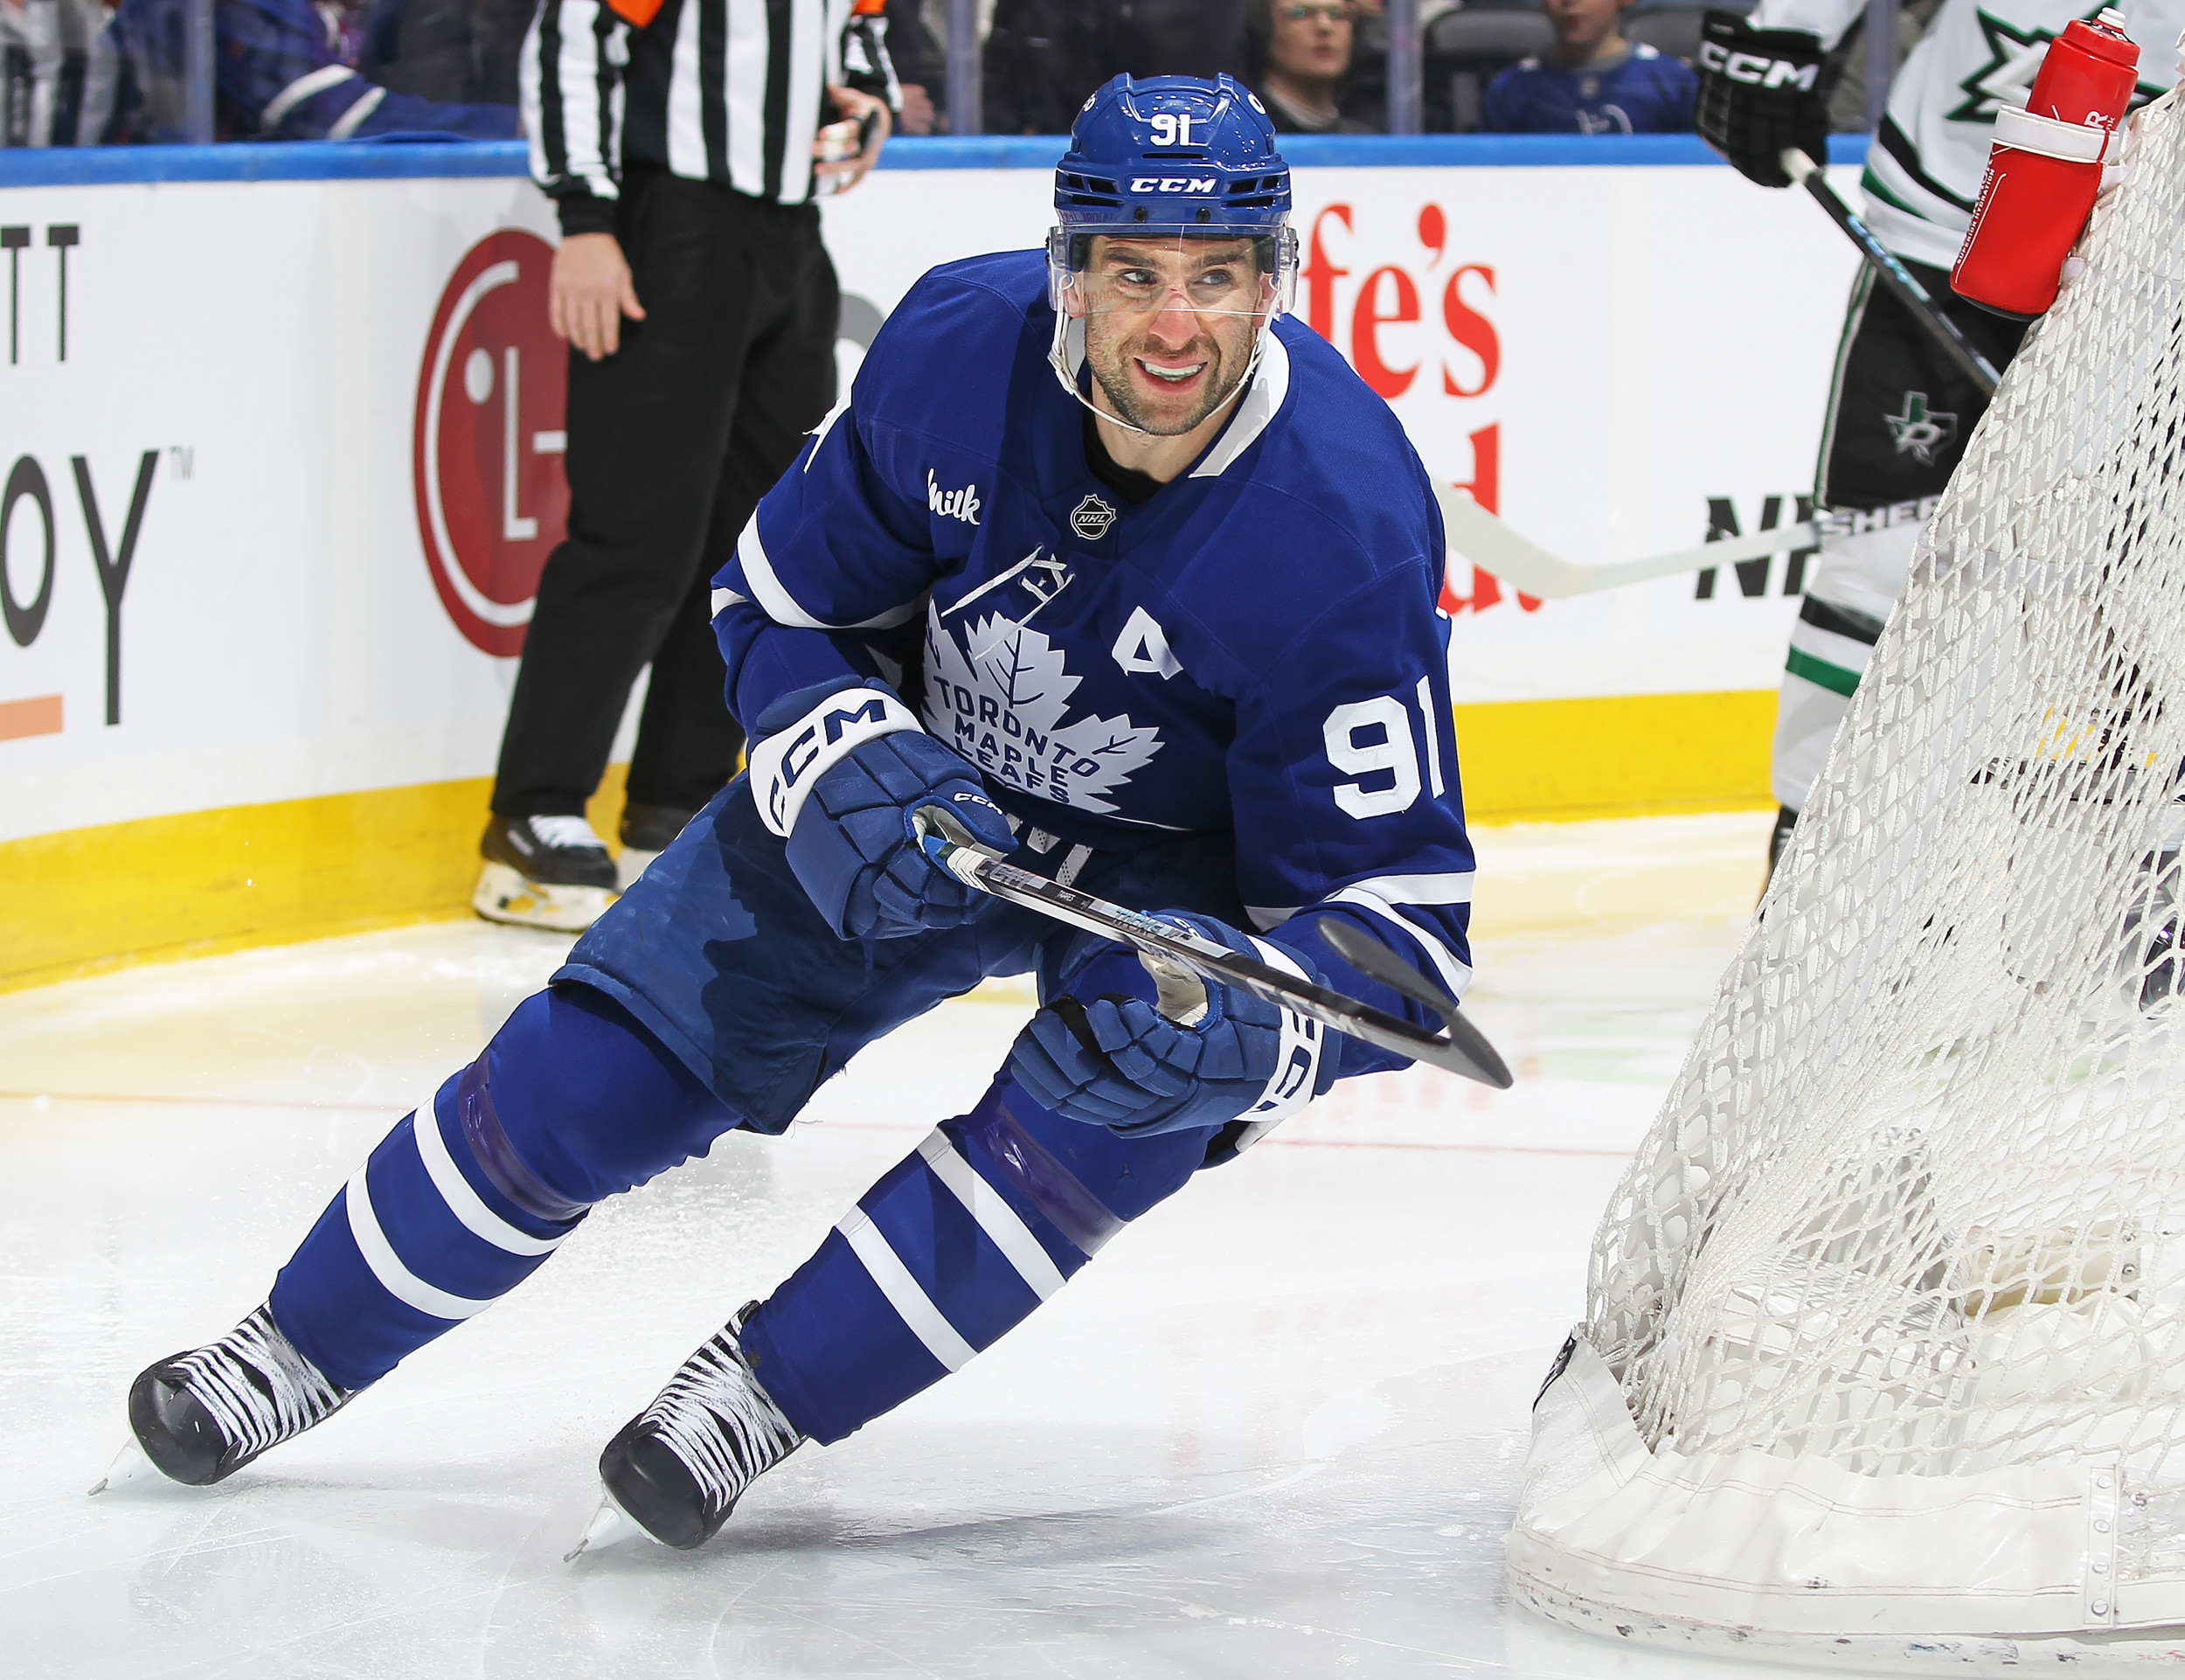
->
xmin=1081 ymin=410 xmax=1163 ymax=507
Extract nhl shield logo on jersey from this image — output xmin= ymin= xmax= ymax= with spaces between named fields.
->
xmin=1070 ymin=494 xmax=1118 ymax=541
xmin=1883 ymin=392 xmax=1957 ymax=466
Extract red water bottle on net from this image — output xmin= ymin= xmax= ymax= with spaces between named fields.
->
xmin=1951 ymin=8 xmax=2140 ymax=317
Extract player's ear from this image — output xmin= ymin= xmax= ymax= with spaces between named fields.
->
xmin=1060 ymin=277 xmax=1089 ymax=320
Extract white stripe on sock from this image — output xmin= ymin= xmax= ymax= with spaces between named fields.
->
xmin=411 ymin=1109 xmax=566 ymax=1258
xmin=343 ymin=1174 xmax=496 ymax=1322
xmin=836 ymin=1208 xmax=976 ymax=1371
xmin=917 ymin=1131 xmax=1069 ymax=1300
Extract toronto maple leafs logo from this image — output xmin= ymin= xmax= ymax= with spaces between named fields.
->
xmin=1883 ymin=391 xmax=1956 ymax=465
xmin=920 ymin=603 xmax=1162 ymax=813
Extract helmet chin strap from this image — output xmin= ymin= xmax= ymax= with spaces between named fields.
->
xmin=1047 ymin=309 xmax=1268 ymax=444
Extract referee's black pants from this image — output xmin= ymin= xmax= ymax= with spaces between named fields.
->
xmin=491 ymin=169 xmax=840 ymax=823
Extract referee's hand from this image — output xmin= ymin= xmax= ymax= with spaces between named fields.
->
xmin=816 ymin=83 xmax=892 ymax=197
xmin=551 ymin=233 xmax=646 ymax=362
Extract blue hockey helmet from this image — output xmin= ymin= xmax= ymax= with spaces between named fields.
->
xmin=1047 ymin=73 xmax=1300 ymax=422
xmin=1054 ymin=73 xmax=1294 ymax=240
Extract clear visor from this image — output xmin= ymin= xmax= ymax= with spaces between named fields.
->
xmin=1045 ymin=226 xmax=1301 ymax=324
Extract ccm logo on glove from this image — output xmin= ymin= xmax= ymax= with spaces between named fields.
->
xmin=1696 ymin=44 xmax=1819 ymax=90
xmin=750 ymin=686 xmax=922 ymax=838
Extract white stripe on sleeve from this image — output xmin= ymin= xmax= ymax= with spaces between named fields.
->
xmin=553 ymin=1 xmax=618 ymax=198
xmin=732 ymin=513 xmax=923 ymax=632
xmin=261 ymin=64 xmax=357 ymax=129
xmin=735 ymin=516 xmax=829 ymax=629
xmin=325 ymin=85 xmax=385 ymax=141
xmin=1325 ymin=887 xmax=1474 ymax=1000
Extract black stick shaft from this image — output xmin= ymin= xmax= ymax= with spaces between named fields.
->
xmin=913 ymin=820 xmax=1513 ymax=1087
xmin=1782 ymin=149 xmax=2001 ymax=398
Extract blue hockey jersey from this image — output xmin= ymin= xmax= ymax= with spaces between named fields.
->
xmin=1481 ymin=43 xmax=1696 ymax=135
xmin=712 ymin=250 xmax=1475 ymax=1073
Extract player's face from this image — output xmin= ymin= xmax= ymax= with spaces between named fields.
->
xmin=1073 ymin=236 xmax=1271 ymax=437
xmin=1543 ymin=0 xmax=1626 ymax=53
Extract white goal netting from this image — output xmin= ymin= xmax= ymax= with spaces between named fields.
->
xmin=1509 ymin=91 xmax=2185 ymax=1663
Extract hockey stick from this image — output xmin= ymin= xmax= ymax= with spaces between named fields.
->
xmin=1438 ymin=486 xmax=1941 ymax=601
xmin=1780 ymin=149 xmax=2001 ymax=398
xmin=912 ymin=812 xmax=1514 ymax=1088
xmin=1436 ymin=482 xmax=1823 ymax=600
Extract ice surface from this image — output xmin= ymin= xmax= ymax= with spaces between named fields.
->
xmin=0 ymin=813 xmax=1773 ymax=1679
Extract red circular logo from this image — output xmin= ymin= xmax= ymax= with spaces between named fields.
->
xmin=413 ymin=229 xmax=569 ymax=656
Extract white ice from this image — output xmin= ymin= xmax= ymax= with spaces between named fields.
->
xmin=1 ymin=813 xmax=1772 ymax=1679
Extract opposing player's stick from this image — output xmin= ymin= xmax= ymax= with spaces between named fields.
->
xmin=1435 ymin=482 xmax=1824 ymax=600
xmin=912 ymin=813 xmax=1513 ymax=1087
xmin=1780 ymin=148 xmax=2001 ymax=397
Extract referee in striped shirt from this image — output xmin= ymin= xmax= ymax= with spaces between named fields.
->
xmin=479 ymin=0 xmax=895 ymax=931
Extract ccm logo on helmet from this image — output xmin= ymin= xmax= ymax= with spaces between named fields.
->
xmin=1130 ymin=176 xmax=1219 ymax=194
xmin=1696 ymin=41 xmax=1819 ymax=89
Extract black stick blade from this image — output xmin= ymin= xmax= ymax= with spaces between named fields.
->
xmin=1321 ymin=919 xmax=1513 ymax=1090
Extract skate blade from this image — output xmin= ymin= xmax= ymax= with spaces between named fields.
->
xmin=89 ymin=1436 xmax=157 ymax=1496
xmin=564 ymin=1490 xmax=656 ymax=1562
xmin=472 ymin=863 xmax=617 ymax=934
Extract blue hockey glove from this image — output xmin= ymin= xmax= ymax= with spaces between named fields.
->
xmin=748 ymin=678 xmax=1016 ymax=941
xmin=1007 ymin=913 xmax=1336 ymax=1137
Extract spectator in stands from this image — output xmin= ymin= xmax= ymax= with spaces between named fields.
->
xmin=1247 ymin=0 xmax=1381 ymax=133
xmin=1480 ymin=0 xmax=1695 ymax=135
xmin=982 ymin=0 xmax=1245 ymax=135
xmin=368 ymin=0 xmax=532 ymax=108
xmin=104 ymin=0 xmax=517 ymax=140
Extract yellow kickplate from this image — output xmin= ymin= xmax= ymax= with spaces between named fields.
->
xmin=1454 ymin=690 xmax=1776 ymax=823
xmin=1 ymin=767 xmax=628 ymax=992
xmin=2 ymin=690 xmax=1775 ymax=992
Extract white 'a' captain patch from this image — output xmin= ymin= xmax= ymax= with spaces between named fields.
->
xmin=1112 ymin=605 xmax=1182 ymax=678
xmin=920 ymin=604 xmax=1162 ymax=813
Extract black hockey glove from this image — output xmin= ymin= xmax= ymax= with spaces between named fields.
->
xmin=1695 ymin=9 xmax=1830 ymax=189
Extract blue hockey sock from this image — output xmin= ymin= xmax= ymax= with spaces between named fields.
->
xmin=740 ymin=1079 xmax=1218 ymax=1445
xmin=269 ymin=983 xmax=739 ymax=1392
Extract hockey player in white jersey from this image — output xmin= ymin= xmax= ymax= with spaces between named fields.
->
xmin=1696 ymin=0 xmax=2180 ymax=870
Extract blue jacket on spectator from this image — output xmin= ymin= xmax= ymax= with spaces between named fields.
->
xmin=1481 ymin=43 xmax=1695 ymax=135
xmin=108 ymin=0 xmax=519 ymax=140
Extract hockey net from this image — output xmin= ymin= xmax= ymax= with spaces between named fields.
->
xmin=1509 ymin=90 xmax=2185 ymax=1664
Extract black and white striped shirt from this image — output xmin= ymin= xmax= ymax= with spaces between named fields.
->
xmin=521 ymin=0 xmax=881 ymax=233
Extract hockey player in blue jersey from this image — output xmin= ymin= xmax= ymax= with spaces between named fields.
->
xmin=101 ymin=73 xmax=1479 ymax=1558
xmin=1481 ymin=0 xmax=1696 ymax=135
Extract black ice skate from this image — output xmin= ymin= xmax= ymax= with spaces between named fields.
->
xmin=570 ymin=1305 xmax=804 ymax=1558
xmin=95 ymin=1305 xmax=354 ymax=1492
xmin=473 ymin=814 xmax=620 ymax=933
xmin=615 ymin=802 xmax=697 ymax=890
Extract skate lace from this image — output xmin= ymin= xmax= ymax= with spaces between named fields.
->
xmin=530 ymin=816 xmax=607 ymax=854
xmin=174 ymin=1306 xmax=348 ymax=1461
xmin=637 ymin=1330 xmax=801 ymax=1509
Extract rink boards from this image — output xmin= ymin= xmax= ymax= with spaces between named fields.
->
xmin=0 ymin=135 xmax=1864 ymax=986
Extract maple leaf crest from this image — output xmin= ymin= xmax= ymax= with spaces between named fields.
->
xmin=919 ymin=604 xmax=1162 ymax=814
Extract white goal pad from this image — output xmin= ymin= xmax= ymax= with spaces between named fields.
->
xmin=1509 ymin=89 xmax=2185 ymax=1669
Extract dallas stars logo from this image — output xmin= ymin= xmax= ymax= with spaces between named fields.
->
xmin=1946 ymin=6 xmax=2161 ymax=124
xmin=1884 ymin=392 xmax=1957 ymax=465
